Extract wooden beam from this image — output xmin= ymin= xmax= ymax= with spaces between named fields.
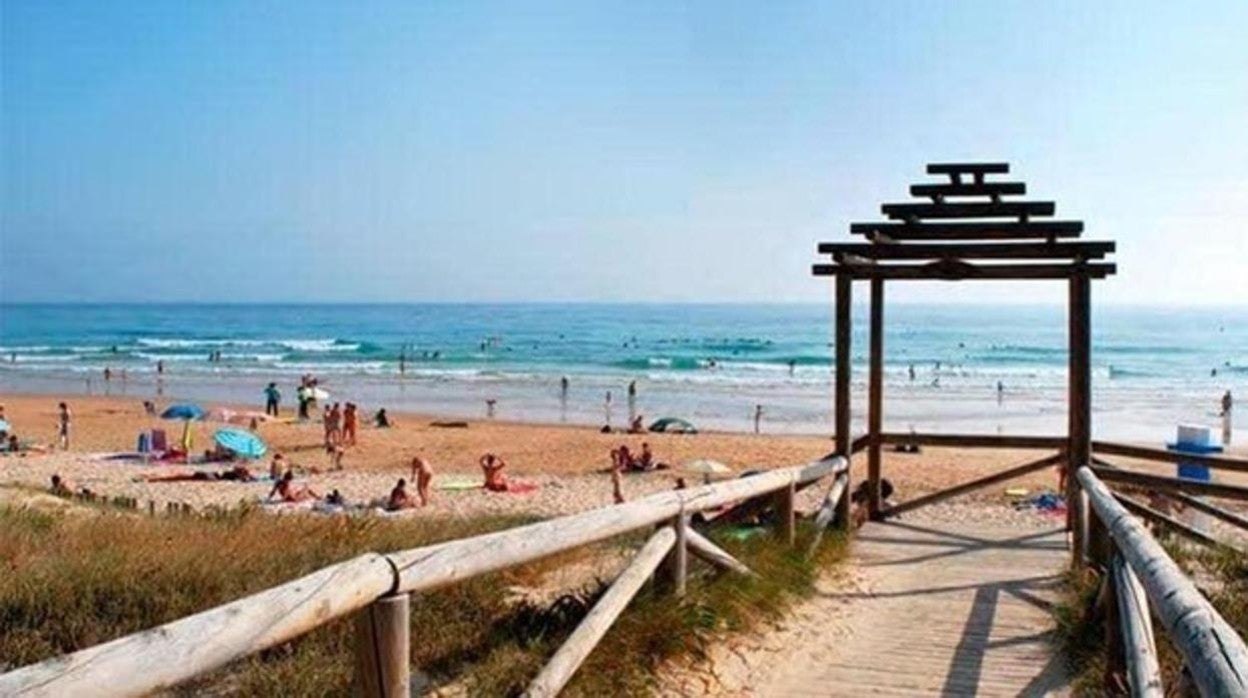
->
xmin=659 ymin=513 xmax=690 ymax=596
xmin=0 ymin=554 xmax=398 ymax=697
xmin=1113 ymin=555 xmax=1164 ymax=698
xmin=834 ymin=274 xmax=852 ymax=529
xmin=1078 ymin=467 xmax=1248 ymax=697
xmin=807 ymin=473 xmax=849 ymax=559
xmin=910 ymin=182 xmax=1026 ymax=198
xmin=685 ymin=529 xmax=754 ymax=576
xmin=1093 ymin=457 xmax=1248 ymax=532
xmin=1093 ymin=440 xmax=1248 ymax=474
xmin=850 ymin=433 xmax=871 ymax=454
xmin=524 ymin=528 xmax=676 ymax=698
xmin=878 ymin=432 xmax=1067 ymax=449
xmin=882 ymin=201 xmax=1054 ymax=221
xmin=867 ymin=278 xmax=884 ymax=519
xmin=850 ymin=221 xmax=1083 ymax=240
xmin=812 ymin=262 xmax=1116 ymax=280
xmin=1071 ymin=273 xmax=1093 ymax=567
xmin=926 ymin=162 xmax=1009 ymax=175
xmin=818 ymin=241 xmax=1115 ymax=260
xmin=883 ymin=452 xmax=1065 ymax=518
xmin=388 ymin=457 xmax=846 ymax=595
xmin=775 ymin=479 xmax=796 ymax=546
xmin=354 ymin=594 xmax=411 ymax=698
xmin=1092 ymin=466 xmax=1248 ymax=503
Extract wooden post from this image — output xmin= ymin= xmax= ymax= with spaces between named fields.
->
xmin=867 ymin=278 xmax=884 ymax=519
xmin=1103 ymin=556 xmax=1125 ymax=693
xmin=775 ymin=478 xmax=796 ymax=546
xmin=1113 ymin=554 xmax=1164 ymax=697
xmin=834 ymin=273 xmax=853 ymax=530
xmin=354 ymin=593 xmax=411 ymax=698
xmin=1069 ymin=272 xmax=1091 ymax=567
xmin=659 ymin=514 xmax=688 ymax=597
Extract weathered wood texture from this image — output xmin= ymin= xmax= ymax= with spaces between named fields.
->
xmin=773 ymin=520 xmax=1069 ymax=696
xmin=686 ymin=529 xmax=754 ymax=576
xmin=1113 ymin=493 xmax=1236 ymax=552
xmin=0 ymin=554 xmax=396 ymax=698
xmin=1069 ymin=273 xmax=1091 ymax=566
xmin=849 ymin=221 xmax=1084 ymax=240
xmin=1093 ymin=457 xmax=1248 ymax=532
xmin=927 ymin=162 xmax=1010 ymax=175
xmin=820 ymin=241 xmax=1114 ymax=260
xmin=834 ymin=273 xmax=852 ymax=529
xmin=1077 ymin=467 xmax=1248 ymax=696
xmin=867 ymin=278 xmax=884 ymax=518
xmin=884 ymin=453 xmax=1064 ymax=519
xmin=354 ymin=594 xmax=411 ymax=698
xmin=882 ymin=201 xmax=1055 ymax=220
xmin=909 ymin=181 xmax=1025 ymax=198
xmin=1093 ymin=440 xmax=1248 ymax=474
xmin=1092 ymin=466 xmax=1248 ymax=503
xmin=523 ymin=527 xmax=676 ymax=698
xmin=877 ymin=432 xmax=1066 ymax=449
xmin=1113 ymin=555 xmax=1164 ymax=698
xmin=807 ymin=473 xmax=849 ymax=559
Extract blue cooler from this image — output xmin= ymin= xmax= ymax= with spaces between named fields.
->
xmin=1167 ymin=424 xmax=1221 ymax=482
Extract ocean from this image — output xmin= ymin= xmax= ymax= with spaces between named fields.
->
xmin=1 ymin=303 xmax=1245 ymax=441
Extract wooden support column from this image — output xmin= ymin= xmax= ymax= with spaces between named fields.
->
xmin=1069 ymin=273 xmax=1091 ymax=567
xmin=774 ymin=479 xmax=796 ymax=545
xmin=354 ymin=593 xmax=411 ymax=698
xmin=834 ymin=273 xmax=853 ymax=530
xmin=867 ymin=278 xmax=884 ymax=519
xmin=660 ymin=514 xmax=689 ymax=597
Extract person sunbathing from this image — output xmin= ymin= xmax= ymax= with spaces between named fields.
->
xmin=142 ymin=465 xmax=255 ymax=483
xmin=480 ymin=453 xmax=509 ymax=492
xmin=410 ymin=456 xmax=433 ymax=506
xmin=635 ymin=443 xmax=669 ymax=471
xmin=268 ymin=470 xmax=319 ymax=503
xmin=49 ymin=474 xmax=94 ymax=498
xmin=611 ymin=445 xmax=636 ymax=471
xmin=387 ymin=478 xmax=419 ymax=510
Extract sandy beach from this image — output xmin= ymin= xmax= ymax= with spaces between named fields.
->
xmin=0 ymin=393 xmax=1099 ymax=525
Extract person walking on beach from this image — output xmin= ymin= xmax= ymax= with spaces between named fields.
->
xmin=56 ymin=402 xmax=71 ymax=450
xmin=604 ymin=391 xmax=613 ymax=429
xmin=788 ymin=359 xmax=797 ymax=377
xmin=627 ymin=380 xmax=638 ymax=422
xmin=411 ymin=456 xmax=433 ymax=506
xmin=1222 ymin=390 xmax=1234 ymax=445
xmin=996 ymin=381 xmax=1004 ymax=405
xmin=342 ymin=403 xmax=358 ymax=445
xmin=908 ymin=364 xmax=915 ymax=381
xmin=560 ymin=375 xmax=569 ymax=421
xmin=264 ymin=382 xmax=281 ymax=417
xmin=753 ymin=404 xmax=764 ymax=434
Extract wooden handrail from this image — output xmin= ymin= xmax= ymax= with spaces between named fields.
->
xmin=0 ymin=456 xmax=847 ymax=698
xmin=878 ymin=432 xmax=1067 ymax=449
xmin=1076 ymin=467 xmax=1248 ymax=696
xmin=1091 ymin=465 xmax=1248 ymax=503
xmin=1111 ymin=555 xmax=1163 ymax=697
xmin=1093 ymin=440 xmax=1248 ymax=474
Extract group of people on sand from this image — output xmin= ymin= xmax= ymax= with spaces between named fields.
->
xmin=610 ymin=442 xmax=667 ymax=473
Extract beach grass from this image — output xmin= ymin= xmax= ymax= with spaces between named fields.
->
xmin=1054 ymin=539 xmax=1248 ymax=695
xmin=0 ymin=504 xmax=846 ymax=696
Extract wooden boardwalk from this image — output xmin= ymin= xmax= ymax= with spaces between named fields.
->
xmin=769 ymin=519 xmax=1071 ymax=697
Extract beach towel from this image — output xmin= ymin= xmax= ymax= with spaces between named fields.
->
xmin=502 ymin=481 xmax=539 ymax=494
xmin=436 ymin=478 xmax=483 ymax=491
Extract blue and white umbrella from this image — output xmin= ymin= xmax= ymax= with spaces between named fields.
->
xmin=161 ymin=404 xmax=206 ymax=421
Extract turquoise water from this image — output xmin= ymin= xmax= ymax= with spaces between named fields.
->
xmin=2 ymin=303 xmax=1245 ymax=439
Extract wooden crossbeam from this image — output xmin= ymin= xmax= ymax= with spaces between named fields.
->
xmin=1092 ymin=466 xmax=1248 ymax=502
xmin=850 ymin=221 xmax=1083 ymax=240
xmin=1094 ymin=457 xmax=1248 ymax=533
xmin=1093 ymin=440 xmax=1248 ymax=474
xmin=926 ymin=163 xmax=1009 ymax=175
xmin=910 ymin=182 xmax=1026 ymax=198
xmin=882 ymin=201 xmax=1054 ymax=221
xmin=812 ymin=262 xmax=1116 ymax=280
xmin=877 ymin=432 xmax=1067 ymax=449
xmin=818 ymin=241 xmax=1114 ymax=261
xmin=883 ymin=452 xmax=1064 ymax=518
xmin=1114 ymin=494 xmax=1232 ymax=551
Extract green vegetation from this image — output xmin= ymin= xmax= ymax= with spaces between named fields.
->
xmin=0 ymin=505 xmax=846 ymax=696
xmin=1053 ymin=540 xmax=1248 ymax=695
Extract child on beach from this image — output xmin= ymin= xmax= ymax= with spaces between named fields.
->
xmin=374 ymin=408 xmax=392 ymax=428
xmin=56 ymin=402 xmax=71 ymax=450
xmin=410 ymin=456 xmax=433 ymax=506
xmin=480 ymin=453 xmax=509 ymax=492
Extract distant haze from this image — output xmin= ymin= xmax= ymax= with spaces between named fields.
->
xmin=3 ymin=2 xmax=1246 ymax=305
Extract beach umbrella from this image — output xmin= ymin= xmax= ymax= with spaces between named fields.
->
xmin=213 ymin=427 xmax=267 ymax=459
xmin=680 ymin=458 xmax=731 ymax=476
xmin=161 ymin=404 xmax=206 ymax=421
xmin=649 ymin=417 xmax=697 ymax=434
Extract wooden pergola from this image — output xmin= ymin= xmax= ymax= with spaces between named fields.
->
xmin=813 ymin=162 xmax=1116 ymax=560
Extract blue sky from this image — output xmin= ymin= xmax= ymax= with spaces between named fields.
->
xmin=3 ymin=1 xmax=1246 ymax=304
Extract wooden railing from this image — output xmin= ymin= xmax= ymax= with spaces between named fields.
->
xmin=1076 ymin=467 xmax=1248 ymax=696
xmin=0 ymin=456 xmax=848 ymax=698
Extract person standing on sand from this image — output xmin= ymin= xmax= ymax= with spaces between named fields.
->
xmin=788 ymin=359 xmax=796 ymax=377
xmin=604 ymin=391 xmax=613 ymax=429
xmin=627 ymin=380 xmax=638 ymax=422
xmin=342 ymin=403 xmax=358 ymax=445
xmin=264 ymin=382 xmax=281 ymax=417
xmin=753 ymin=404 xmax=764 ymax=434
xmin=611 ymin=465 xmax=625 ymax=504
xmin=997 ymin=381 xmax=1004 ymax=405
xmin=411 ymin=456 xmax=433 ymax=506
xmin=1222 ymin=390 xmax=1234 ymax=445
xmin=56 ymin=402 xmax=71 ymax=450
xmin=560 ymin=375 xmax=569 ymax=421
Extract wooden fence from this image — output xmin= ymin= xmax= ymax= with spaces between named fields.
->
xmin=1077 ymin=466 xmax=1248 ymax=696
xmin=0 ymin=456 xmax=848 ymax=698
